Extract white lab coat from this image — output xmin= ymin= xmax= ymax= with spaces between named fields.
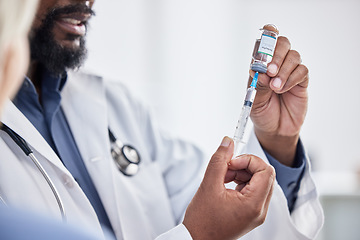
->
xmin=0 ymin=71 xmax=323 ymax=240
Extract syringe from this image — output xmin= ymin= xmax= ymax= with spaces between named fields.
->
xmin=233 ymin=72 xmax=259 ymax=157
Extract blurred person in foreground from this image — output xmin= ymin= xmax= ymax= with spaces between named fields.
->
xmin=0 ymin=0 xmax=108 ymax=239
xmin=0 ymin=0 xmax=323 ymax=239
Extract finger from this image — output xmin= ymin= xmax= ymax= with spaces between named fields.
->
xmin=233 ymin=179 xmax=247 ymax=186
xmin=202 ymin=136 xmax=234 ymax=189
xmin=235 ymin=155 xmax=275 ymax=205
xmin=248 ymin=71 xmax=271 ymax=90
xmin=230 ymin=155 xmax=275 ymax=218
xmin=242 ymin=164 xmax=275 ymax=208
xmin=270 ymin=50 xmax=302 ymax=92
xmin=235 ymin=183 xmax=247 ymax=192
xmin=263 ymin=24 xmax=279 ymax=34
xmin=262 ymin=167 xmax=276 ymax=216
xmin=246 ymin=74 xmax=274 ymax=114
xmin=229 ymin=154 xmax=265 ymax=172
xmin=280 ymin=64 xmax=309 ymax=93
xmin=266 ymin=36 xmax=291 ymax=77
xmin=224 ymin=169 xmax=252 ymax=183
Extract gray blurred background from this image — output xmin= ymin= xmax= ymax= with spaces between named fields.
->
xmin=83 ymin=1 xmax=360 ymax=239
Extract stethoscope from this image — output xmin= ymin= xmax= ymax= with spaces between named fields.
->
xmin=0 ymin=123 xmax=141 ymax=221
xmin=108 ymin=129 xmax=141 ymax=176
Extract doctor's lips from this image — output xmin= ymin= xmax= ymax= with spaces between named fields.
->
xmin=55 ymin=13 xmax=92 ymax=37
xmin=45 ymin=3 xmax=95 ymax=37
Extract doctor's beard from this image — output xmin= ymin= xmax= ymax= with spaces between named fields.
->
xmin=29 ymin=4 xmax=95 ymax=77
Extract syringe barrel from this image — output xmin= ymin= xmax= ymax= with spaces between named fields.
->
xmin=233 ymin=87 xmax=257 ymax=156
xmin=233 ymin=104 xmax=251 ymax=143
xmin=244 ymin=86 xmax=257 ymax=104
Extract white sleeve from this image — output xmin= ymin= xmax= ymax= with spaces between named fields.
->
xmin=155 ymin=224 xmax=192 ymax=240
xmin=140 ymin=106 xmax=208 ymax=224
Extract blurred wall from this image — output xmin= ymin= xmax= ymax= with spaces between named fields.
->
xmin=84 ymin=0 xmax=360 ymax=173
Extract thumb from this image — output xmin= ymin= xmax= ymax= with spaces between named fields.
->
xmin=202 ymin=136 xmax=234 ymax=189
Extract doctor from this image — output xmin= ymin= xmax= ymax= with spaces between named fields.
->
xmin=0 ymin=0 xmax=323 ymax=240
xmin=0 ymin=0 xmax=275 ymax=238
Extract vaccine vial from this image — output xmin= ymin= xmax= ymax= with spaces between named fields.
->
xmin=250 ymin=24 xmax=279 ymax=73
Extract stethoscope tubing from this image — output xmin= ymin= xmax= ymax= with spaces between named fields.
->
xmin=28 ymin=152 xmax=66 ymax=221
xmin=0 ymin=124 xmax=141 ymax=221
xmin=0 ymin=124 xmax=66 ymax=222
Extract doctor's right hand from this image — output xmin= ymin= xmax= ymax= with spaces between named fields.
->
xmin=183 ymin=137 xmax=275 ymax=240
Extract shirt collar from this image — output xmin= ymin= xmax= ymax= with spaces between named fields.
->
xmin=18 ymin=76 xmax=37 ymax=94
xmin=17 ymin=70 xmax=68 ymax=96
xmin=41 ymin=69 xmax=68 ymax=93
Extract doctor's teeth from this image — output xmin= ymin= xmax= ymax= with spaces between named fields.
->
xmin=62 ymin=18 xmax=81 ymax=25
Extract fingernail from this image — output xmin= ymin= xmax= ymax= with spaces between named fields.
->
xmin=221 ymin=137 xmax=231 ymax=147
xmin=233 ymin=154 xmax=248 ymax=160
xmin=267 ymin=64 xmax=277 ymax=75
xmin=272 ymin=77 xmax=282 ymax=89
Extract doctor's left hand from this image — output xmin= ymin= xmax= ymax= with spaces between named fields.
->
xmin=183 ymin=137 xmax=275 ymax=240
xmin=249 ymin=28 xmax=308 ymax=167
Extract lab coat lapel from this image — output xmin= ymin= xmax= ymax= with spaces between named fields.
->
xmin=60 ymin=72 xmax=110 ymax=164
xmin=1 ymin=100 xmax=71 ymax=173
xmin=61 ymin=71 xmax=126 ymax=239
xmin=62 ymin=71 xmax=156 ymax=240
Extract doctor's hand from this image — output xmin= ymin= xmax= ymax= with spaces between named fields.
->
xmin=183 ymin=137 xmax=275 ymax=240
xmin=249 ymin=24 xmax=308 ymax=167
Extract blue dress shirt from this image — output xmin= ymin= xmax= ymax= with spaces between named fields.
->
xmin=12 ymin=69 xmax=113 ymax=233
xmin=265 ymin=140 xmax=306 ymax=212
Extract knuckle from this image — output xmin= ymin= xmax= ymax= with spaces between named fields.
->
xmin=277 ymin=36 xmax=291 ymax=49
xmin=294 ymin=64 xmax=310 ymax=88
xmin=256 ymin=215 xmax=266 ymax=226
xmin=300 ymin=64 xmax=309 ymax=76
xmin=266 ymin=165 xmax=276 ymax=180
xmin=248 ymin=204 xmax=263 ymax=219
xmin=254 ymin=77 xmax=269 ymax=91
xmin=290 ymin=49 xmax=301 ymax=59
xmin=268 ymin=165 xmax=276 ymax=175
xmin=210 ymin=153 xmax=224 ymax=165
xmin=272 ymin=54 xmax=283 ymax=63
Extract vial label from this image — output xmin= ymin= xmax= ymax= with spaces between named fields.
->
xmin=258 ymin=34 xmax=276 ymax=57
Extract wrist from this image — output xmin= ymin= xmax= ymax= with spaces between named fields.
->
xmin=254 ymin=128 xmax=299 ymax=167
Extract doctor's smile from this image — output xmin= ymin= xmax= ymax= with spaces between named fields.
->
xmin=55 ymin=12 xmax=92 ymax=38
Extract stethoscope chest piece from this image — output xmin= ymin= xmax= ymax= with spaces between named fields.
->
xmin=110 ymin=138 xmax=141 ymax=176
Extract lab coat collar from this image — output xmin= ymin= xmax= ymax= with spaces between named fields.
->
xmin=1 ymin=99 xmax=72 ymax=174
